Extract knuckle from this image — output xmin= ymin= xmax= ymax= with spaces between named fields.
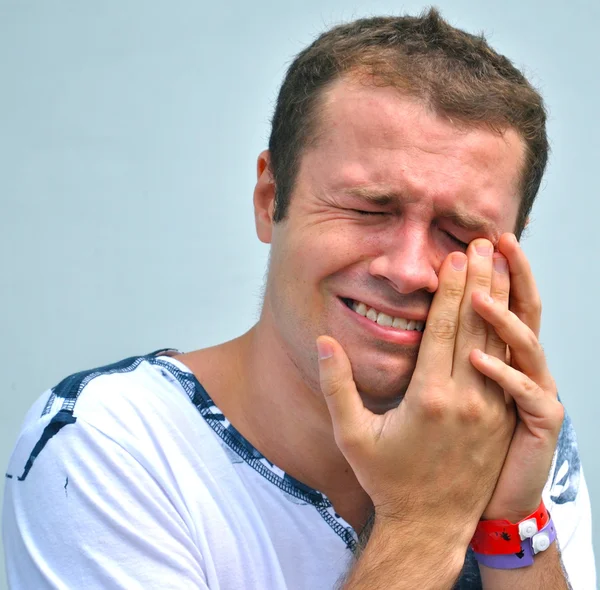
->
xmin=520 ymin=375 xmax=539 ymax=396
xmin=426 ymin=316 xmax=458 ymax=342
xmin=321 ymin=375 xmax=346 ymax=398
xmin=486 ymin=328 xmax=506 ymax=350
xmin=470 ymin=274 xmax=492 ymax=289
xmin=552 ymin=399 xmax=565 ymax=419
xmin=459 ymin=313 xmax=488 ymax=337
xmin=458 ymin=396 xmax=485 ymax=422
xmin=522 ymin=328 xmax=542 ymax=353
xmin=439 ymin=283 xmax=465 ymax=303
xmin=335 ymin=428 xmax=363 ymax=453
xmin=418 ymin=392 xmax=449 ymax=420
xmin=552 ymin=403 xmax=565 ymax=431
xmin=491 ymin=283 xmax=510 ymax=302
xmin=531 ymin=295 xmax=542 ymax=314
xmin=538 ymin=400 xmax=565 ymax=436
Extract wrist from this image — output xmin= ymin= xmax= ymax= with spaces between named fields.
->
xmin=474 ymin=517 xmax=557 ymax=570
xmin=345 ymin=516 xmax=468 ymax=589
xmin=482 ymin=498 xmax=543 ymax=523
xmin=373 ymin=510 xmax=473 ymax=558
xmin=368 ymin=515 xmax=468 ymax=582
xmin=470 ymin=500 xmax=555 ymax=570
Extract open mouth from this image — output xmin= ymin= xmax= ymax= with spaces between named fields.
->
xmin=341 ymin=298 xmax=425 ymax=332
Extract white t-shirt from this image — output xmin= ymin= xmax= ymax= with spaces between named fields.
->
xmin=3 ymin=350 xmax=596 ymax=589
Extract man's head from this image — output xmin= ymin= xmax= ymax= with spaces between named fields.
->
xmin=253 ymin=10 xmax=547 ymax=409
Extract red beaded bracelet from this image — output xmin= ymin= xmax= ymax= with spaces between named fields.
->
xmin=470 ymin=500 xmax=550 ymax=555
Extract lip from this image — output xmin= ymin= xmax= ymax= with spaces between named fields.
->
xmin=338 ymin=296 xmax=428 ymax=323
xmin=338 ymin=297 xmax=424 ymax=345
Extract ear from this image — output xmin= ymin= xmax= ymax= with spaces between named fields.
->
xmin=253 ymin=150 xmax=276 ymax=244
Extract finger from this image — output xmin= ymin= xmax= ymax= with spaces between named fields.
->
xmin=452 ymin=239 xmax=494 ymax=384
xmin=470 ymin=350 xmax=563 ymax=434
xmin=316 ymin=336 xmax=368 ymax=450
xmin=471 ymin=293 xmax=552 ymax=386
xmin=498 ymin=233 xmax=541 ymax=338
xmin=484 ymin=253 xmax=510 ymax=361
xmin=416 ymin=252 xmax=467 ymax=379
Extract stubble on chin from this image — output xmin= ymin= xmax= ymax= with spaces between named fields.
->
xmin=354 ymin=376 xmax=410 ymax=413
xmin=348 ymin=343 xmax=420 ymax=413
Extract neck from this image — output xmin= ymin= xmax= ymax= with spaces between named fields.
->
xmin=241 ymin=321 xmax=366 ymax=501
xmin=181 ymin=312 xmax=372 ymax=531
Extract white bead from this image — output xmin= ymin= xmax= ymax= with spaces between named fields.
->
xmin=532 ymin=531 xmax=551 ymax=554
xmin=518 ymin=518 xmax=538 ymax=540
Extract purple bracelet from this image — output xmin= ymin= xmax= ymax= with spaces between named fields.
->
xmin=474 ymin=517 xmax=557 ymax=569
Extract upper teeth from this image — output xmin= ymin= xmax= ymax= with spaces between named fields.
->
xmin=350 ymin=300 xmax=425 ymax=332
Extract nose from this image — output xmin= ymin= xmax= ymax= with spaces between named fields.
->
xmin=368 ymin=224 xmax=439 ymax=294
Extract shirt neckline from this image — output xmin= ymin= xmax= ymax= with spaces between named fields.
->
xmin=151 ymin=353 xmax=359 ymax=552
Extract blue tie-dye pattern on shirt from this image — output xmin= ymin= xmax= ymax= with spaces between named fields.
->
xmin=550 ymin=412 xmax=581 ymax=505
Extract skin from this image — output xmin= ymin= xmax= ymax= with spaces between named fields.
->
xmin=177 ymin=77 xmax=566 ymax=587
xmin=260 ymin=83 xmax=522 ymax=410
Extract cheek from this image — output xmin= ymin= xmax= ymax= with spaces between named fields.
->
xmin=291 ymin=223 xmax=368 ymax=276
xmin=268 ymin=234 xmax=335 ymax=309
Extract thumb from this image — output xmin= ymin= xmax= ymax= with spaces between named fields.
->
xmin=316 ymin=336 xmax=365 ymax=436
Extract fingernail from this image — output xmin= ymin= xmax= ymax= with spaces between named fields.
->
xmin=483 ymin=293 xmax=494 ymax=305
xmin=317 ymin=339 xmax=333 ymax=360
xmin=475 ymin=242 xmax=492 ymax=256
xmin=451 ymin=253 xmax=466 ymax=270
xmin=493 ymin=256 xmax=508 ymax=274
xmin=479 ymin=351 xmax=489 ymax=361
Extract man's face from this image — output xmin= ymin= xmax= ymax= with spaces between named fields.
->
xmin=259 ymin=78 xmax=524 ymax=410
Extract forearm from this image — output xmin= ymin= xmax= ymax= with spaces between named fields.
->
xmin=342 ymin=518 xmax=468 ymax=590
xmin=480 ymin=544 xmax=571 ymax=590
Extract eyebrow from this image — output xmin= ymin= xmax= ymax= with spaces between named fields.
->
xmin=340 ymin=186 xmax=499 ymax=239
xmin=342 ymin=186 xmax=398 ymax=206
xmin=440 ymin=209 xmax=497 ymax=236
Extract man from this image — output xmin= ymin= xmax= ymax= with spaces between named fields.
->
xmin=3 ymin=9 xmax=595 ymax=589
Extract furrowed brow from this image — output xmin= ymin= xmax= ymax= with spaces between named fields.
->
xmin=341 ymin=187 xmax=500 ymax=240
xmin=442 ymin=210 xmax=498 ymax=239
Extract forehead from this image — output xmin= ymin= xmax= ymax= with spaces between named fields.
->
xmin=304 ymin=78 xmax=525 ymax=231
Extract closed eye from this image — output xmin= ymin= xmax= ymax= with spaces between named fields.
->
xmin=444 ymin=231 xmax=469 ymax=249
xmin=351 ymin=209 xmax=387 ymax=216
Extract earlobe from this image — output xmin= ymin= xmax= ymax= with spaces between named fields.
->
xmin=254 ymin=150 xmax=276 ymax=244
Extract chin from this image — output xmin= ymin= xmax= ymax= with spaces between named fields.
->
xmin=359 ymin=391 xmax=405 ymax=414
xmin=352 ymin=365 xmax=414 ymax=414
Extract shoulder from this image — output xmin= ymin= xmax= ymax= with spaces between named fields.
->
xmin=3 ymin=350 xmax=215 ymax=589
xmin=25 ymin=349 xmax=194 ymax=430
xmin=6 ymin=350 xmax=211 ymax=481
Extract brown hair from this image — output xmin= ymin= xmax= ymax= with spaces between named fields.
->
xmin=268 ymin=8 xmax=548 ymax=237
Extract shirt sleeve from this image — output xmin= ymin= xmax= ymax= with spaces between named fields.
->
xmin=3 ymin=413 xmax=209 ymax=590
xmin=543 ymin=411 xmax=596 ymax=589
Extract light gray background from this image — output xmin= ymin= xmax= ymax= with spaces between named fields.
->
xmin=1 ymin=0 xmax=598 ymax=586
